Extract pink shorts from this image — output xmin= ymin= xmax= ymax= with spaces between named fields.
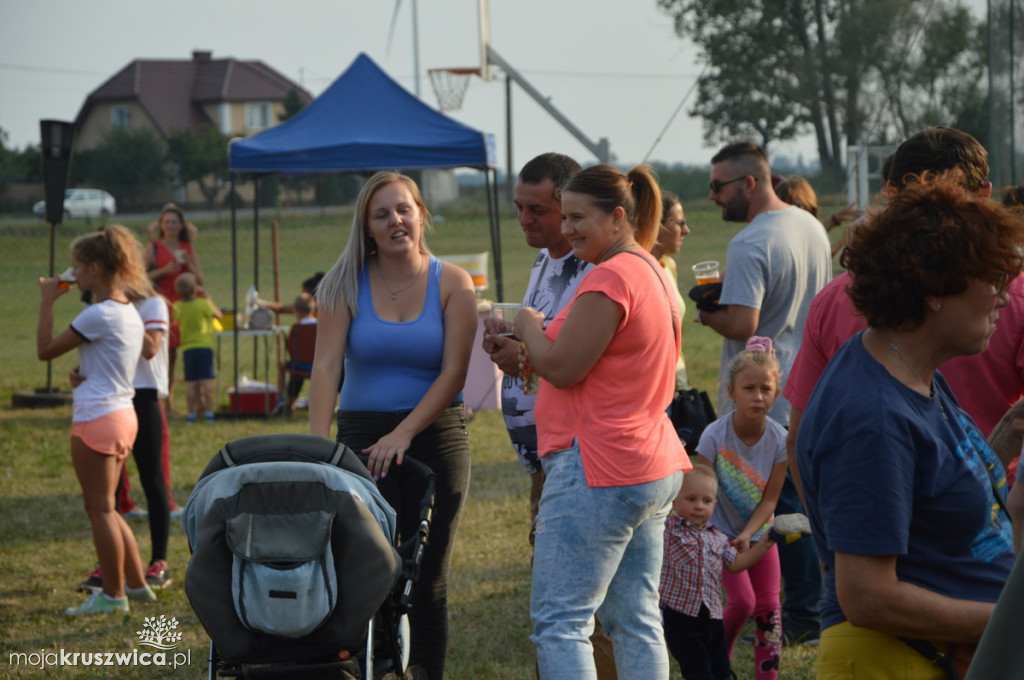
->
xmin=70 ymin=408 xmax=138 ymax=460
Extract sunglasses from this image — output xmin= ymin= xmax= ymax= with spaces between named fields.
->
xmin=709 ymin=176 xmax=749 ymax=193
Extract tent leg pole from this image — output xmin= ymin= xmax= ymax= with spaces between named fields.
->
xmin=486 ymin=168 xmax=504 ymax=302
xmin=230 ymin=175 xmax=239 ymax=415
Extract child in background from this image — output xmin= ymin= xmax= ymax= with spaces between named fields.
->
xmin=660 ymin=464 xmax=775 ymax=680
xmin=259 ymin=272 xmax=324 ymax=318
xmin=172 ymin=273 xmax=221 ymax=422
xmin=696 ymin=336 xmax=788 ymax=680
xmin=274 ymin=294 xmax=318 ymax=415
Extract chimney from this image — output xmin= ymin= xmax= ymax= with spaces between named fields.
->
xmin=192 ymin=50 xmax=213 ymax=63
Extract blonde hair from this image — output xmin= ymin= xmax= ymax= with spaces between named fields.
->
xmin=317 ymin=172 xmax=431 ymax=315
xmin=71 ymin=225 xmax=153 ymax=300
xmin=684 ymin=463 xmax=718 ymax=490
xmin=174 ymin=272 xmax=197 ymax=299
xmin=727 ymin=336 xmax=782 ymax=388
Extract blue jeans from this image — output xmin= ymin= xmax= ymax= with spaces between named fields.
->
xmin=775 ymin=473 xmax=822 ymax=638
xmin=531 ymin=443 xmax=682 ymax=680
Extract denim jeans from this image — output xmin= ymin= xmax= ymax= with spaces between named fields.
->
xmin=531 ymin=442 xmax=682 ymax=680
xmin=775 ymin=474 xmax=822 ymax=638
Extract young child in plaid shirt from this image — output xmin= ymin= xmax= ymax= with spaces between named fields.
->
xmin=659 ymin=464 xmax=774 ymax=680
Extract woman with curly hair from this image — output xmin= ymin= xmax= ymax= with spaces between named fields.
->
xmin=796 ymin=174 xmax=1024 ymax=678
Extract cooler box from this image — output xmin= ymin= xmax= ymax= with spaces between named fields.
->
xmin=227 ymin=381 xmax=277 ymax=415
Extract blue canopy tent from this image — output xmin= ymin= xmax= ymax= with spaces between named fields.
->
xmin=223 ymin=53 xmax=503 ymax=413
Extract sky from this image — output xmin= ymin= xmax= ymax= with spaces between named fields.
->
xmin=0 ymin=0 xmax=988 ymax=174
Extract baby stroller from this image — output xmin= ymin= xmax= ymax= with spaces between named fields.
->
xmin=183 ymin=433 xmax=435 ymax=679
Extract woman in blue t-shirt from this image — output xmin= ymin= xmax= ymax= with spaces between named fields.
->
xmin=797 ymin=176 xmax=1024 ymax=678
xmin=309 ymin=171 xmax=477 ymax=679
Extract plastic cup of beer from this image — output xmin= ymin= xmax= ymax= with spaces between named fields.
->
xmin=58 ymin=266 xmax=76 ymax=290
xmin=692 ymin=261 xmax=721 ymax=285
xmin=490 ymin=302 xmax=521 ymax=337
xmin=520 ymin=342 xmax=540 ymax=395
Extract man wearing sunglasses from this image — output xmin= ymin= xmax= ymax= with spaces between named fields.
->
xmin=700 ymin=141 xmax=832 ymax=649
xmin=701 ymin=141 xmax=832 ymax=427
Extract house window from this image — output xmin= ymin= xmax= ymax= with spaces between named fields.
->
xmin=111 ymin=106 xmax=130 ymax=129
xmin=245 ymin=102 xmax=271 ymax=130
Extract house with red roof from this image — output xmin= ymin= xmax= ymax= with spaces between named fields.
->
xmin=74 ymin=50 xmax=312 ymax=205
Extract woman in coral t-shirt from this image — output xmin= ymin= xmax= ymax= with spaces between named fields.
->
xmin=515 ymin=164 xmax=690 ymax=680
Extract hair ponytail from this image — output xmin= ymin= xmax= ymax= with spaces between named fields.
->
xmin=627 ymin=165 xmax=662 ymax=250
xmin=71 ymin=225 xmax=152 ymax=299
xmin=562 ymin=164 xmax=663 ymax=248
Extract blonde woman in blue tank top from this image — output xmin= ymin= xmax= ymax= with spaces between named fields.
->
xmin=310 ymin=171 xmax=477 ymax=679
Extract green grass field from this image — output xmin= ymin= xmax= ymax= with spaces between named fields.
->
xmin=0 ymin=196 xmax=844 ymax=678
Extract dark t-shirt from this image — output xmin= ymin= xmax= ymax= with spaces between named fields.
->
xmin=797 ymin=332 xmax=1014 ymax=630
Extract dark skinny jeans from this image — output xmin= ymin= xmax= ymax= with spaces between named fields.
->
xmin=120 ymin=388 xmax=170 ymax=562
xmin=336 ymin=404 xmax=471 ymax=680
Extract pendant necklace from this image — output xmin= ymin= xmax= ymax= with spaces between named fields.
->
xmin=879 ymin=330 xmax=947 ymax=420
xmin=379 ymin=256 xmax=425 ymax=300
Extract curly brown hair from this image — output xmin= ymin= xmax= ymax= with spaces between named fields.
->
xmin=842 ymin=173 xmax=1024 ymax=330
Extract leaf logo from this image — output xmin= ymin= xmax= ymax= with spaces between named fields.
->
xmin=136 ymin=615 xmax=183 ymax=650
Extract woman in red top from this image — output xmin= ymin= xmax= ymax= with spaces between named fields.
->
xmin=145 ymin=205 xmax=204 ymax=415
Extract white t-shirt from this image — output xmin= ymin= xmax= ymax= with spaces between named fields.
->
xmin=500 ymin=248 xmax=592 ymax=473
xmin=134 ymin=296 xmax=169 ymax=397
xmin=71 ymin=299 xmax=144 ymax=421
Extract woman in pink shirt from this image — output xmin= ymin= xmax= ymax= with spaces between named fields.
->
xmin=515 ymin=164 xmax=691 ymax=679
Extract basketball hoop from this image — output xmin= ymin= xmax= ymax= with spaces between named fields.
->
xmin=428 ymin=67 xmax=480 ymax=112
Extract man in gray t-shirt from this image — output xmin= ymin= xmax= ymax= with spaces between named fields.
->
xmin=699 ymin=142 xmax=831 ymax=426
xmin=698 ymin=141 xmax=831 ymax=646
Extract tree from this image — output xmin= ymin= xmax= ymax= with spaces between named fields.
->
xmin=279 ymin=89 xmax=307 ymax=123
xmin=75 ymin=128 xmax=166 ymax=207
xmin=657 ymin=0 xmax=987 ymax=177
xmin=165 ymin=124 xmax=233 ymax=208
xmin=0 ymin=127 xmax=41 ymax=195
xmin=277 ymin=89 xmax=310 ymax=205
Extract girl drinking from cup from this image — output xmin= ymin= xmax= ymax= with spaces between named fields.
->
xmin=38 ymin=225 xmax=157 ymax=615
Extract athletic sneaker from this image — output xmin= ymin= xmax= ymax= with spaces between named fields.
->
xmin=122 ymin=507 xmax=149 ymax=520
xmin=127 ymin=585 xmax=158 ymax=602
xmin=145 ymin=561 xmax=173 ymax=590
xmin=78 ymin=564 xmax=103 ymax=593
xmin=169 ymin=503 xmax=184 ymax=519
xmin=769 ymin=513 xmax=813 ymax=544
xmin=204 ymin=410 xmax=215 ymax=422
xmin=186 ymin=412 xmax=197 ymax=423
xmin=65 ymin=591 xmax=129 ymax=616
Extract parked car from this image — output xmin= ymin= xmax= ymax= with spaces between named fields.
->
xmin=33 ymin=189 xmax=116 ymax=219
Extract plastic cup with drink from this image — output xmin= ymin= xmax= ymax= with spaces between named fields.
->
xmin=519 ymin=342 xmax=540 ymax=396
xmin=692 ymin=261 xmax=721 ymax=285
xmin=58 ymin=267 xmax=76 ymax=290
xmin=490 ymin=302 xmax=522 ymax=338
